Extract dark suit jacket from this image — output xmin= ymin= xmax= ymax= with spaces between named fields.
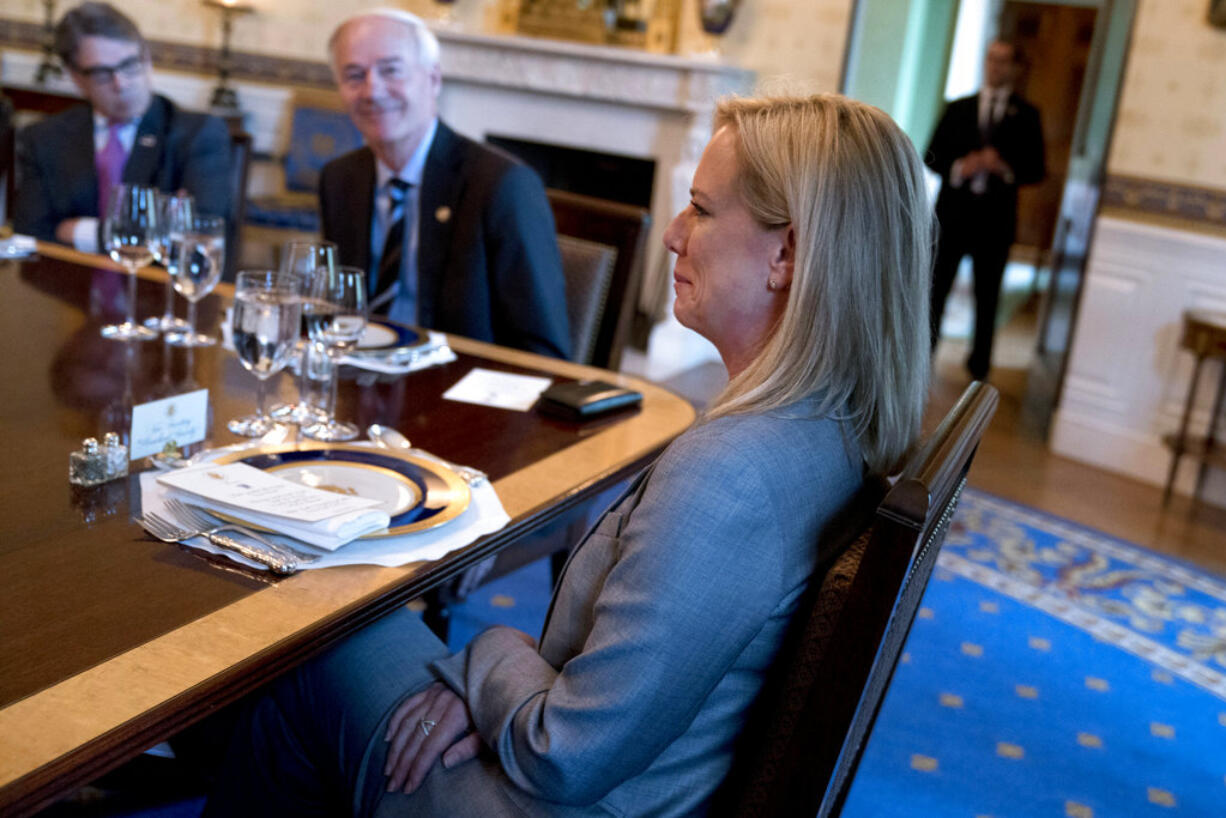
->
xmin=319 ymin=122 xmax=570 ymax=359
xmin=13 ymin=94 xmax=232 ymax=242
xmin=926 ymin=91 xmax=1045 ymax=243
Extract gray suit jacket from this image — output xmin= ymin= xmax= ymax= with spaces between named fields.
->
xmin=426 ymin=403 xmax=864 ymax=817
xmin=319 ymin=122 xmax=571 ymax=359
xmin=13 ymin=94 xmax=232 ymax=242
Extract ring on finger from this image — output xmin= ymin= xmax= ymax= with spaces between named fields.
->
xmin=418 ymin=718 xmax=437 ymax=737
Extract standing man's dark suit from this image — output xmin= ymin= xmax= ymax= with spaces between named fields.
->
xmin=319 ymin=121 xmax=571 ymax=360
xmin=14 ymin=94 xmax=231 ymax=242
xmin=927 ymin=83 xmax=1044 ymax=379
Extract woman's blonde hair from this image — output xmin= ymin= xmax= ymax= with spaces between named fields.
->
xmin=705 ymin=94 xmax=933 ymax=475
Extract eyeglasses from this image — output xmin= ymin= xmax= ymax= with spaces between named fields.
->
xmin=74 ymin=54 xmax=146 ymax=85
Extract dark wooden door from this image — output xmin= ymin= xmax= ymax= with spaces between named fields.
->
xmin=1000 ymin=2 xmax=1098 ymax=253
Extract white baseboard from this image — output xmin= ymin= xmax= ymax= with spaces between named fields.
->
xmin=1051 ymin=408 xmax=1226 ymax=509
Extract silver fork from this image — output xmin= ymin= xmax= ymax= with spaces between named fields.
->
xmin=164 ymin=499 xmax=320 ymax=565
xmin=140 ymin=511 xmax=300 ymax=574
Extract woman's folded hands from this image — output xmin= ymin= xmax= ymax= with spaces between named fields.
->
xmin=383 ymin=681 xmax=481 ymax=793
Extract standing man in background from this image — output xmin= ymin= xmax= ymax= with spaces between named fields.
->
xmin=14 ymin=2 xmax=232 ymax=252
xmin=927 ymin=39 xmax=1045 ymax=381
xmin=319 ymin=9 xmax=570 ymax=359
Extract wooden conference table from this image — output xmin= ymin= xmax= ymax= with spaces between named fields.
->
xmin=0 ymin=244 xmax=696 ymax=816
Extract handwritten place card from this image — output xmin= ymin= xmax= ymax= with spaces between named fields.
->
xmin=443 ymin=367 xmax=552 ymax=411
xmin=129 ymin=389 xmax=209 ymax=460
xmin=157 ymin=462 xmax=381 ymax=522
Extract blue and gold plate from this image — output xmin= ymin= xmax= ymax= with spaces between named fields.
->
xmin=213 ymin=443 xmax=470 ymax=537
xmin=350 ymin=319 xmax=428 ymax=359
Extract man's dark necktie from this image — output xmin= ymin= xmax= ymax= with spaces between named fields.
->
xmin=979 ymin=91 xmax=1002 ymax=146
xmin=371 ymin=178 xmax=411 ymax=316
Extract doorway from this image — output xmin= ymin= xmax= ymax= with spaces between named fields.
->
xmin=842 ymin=0 xmax=1137 ymax=436
xmin=1001 ymin=2 xmax=1097 ymax=254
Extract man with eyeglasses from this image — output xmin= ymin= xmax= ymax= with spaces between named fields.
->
xmin=318 ymin=9 xmax=570 ymax=359
xmin=13 ymin=2 xmax=231 ymax=252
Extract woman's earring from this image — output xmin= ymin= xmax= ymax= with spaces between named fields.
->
xmin=768 ymin=279 xmax=779 ymax=291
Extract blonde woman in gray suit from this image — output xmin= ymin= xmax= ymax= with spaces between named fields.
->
xmin=205 ymin=94 xmax=933 ymax=818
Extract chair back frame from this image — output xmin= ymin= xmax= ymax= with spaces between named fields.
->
xmin=546 ymin=189 xmax=650 ymax=370
xmin=719 ymin=381 xmax=999 ymax=818
xmin=225 ymin=123 xmax=252 ymax=278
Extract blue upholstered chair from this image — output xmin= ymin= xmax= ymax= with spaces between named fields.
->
xmin=245 ymin=106 xmax=363 ymax=233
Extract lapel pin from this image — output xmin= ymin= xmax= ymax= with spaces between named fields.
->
xmin=435 ymin=206 xmax=451 ymax=224
xmin=138 ymin=134 xmax=157 ymax=147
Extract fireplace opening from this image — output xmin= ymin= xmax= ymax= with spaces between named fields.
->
xmin=486 ymin=135 xmax=655 ymax=210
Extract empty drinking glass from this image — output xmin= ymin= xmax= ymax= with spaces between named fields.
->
xmin=100 ymin=183 xmax=159 ymax=341
xmin=270 ymin=240 xmax=337 ymax=426
xmin=302 ymin=265 xmax=368 ymax=442
xmin=165 ymin=215 xmax=225 ymax=347
xmin=144 ymin=192 xmax=194 ymax=334
xmin=227 ymin=271 xmax=303 ymax=437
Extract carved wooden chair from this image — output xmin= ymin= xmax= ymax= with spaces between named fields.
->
xmin=716 ymin=381 xmax=999 ymax=817
xmin=224 ymin=123 xmax=252 ymax=280
xmin=0 ymin=94 xmax=13 ymax=228
xmin=547 ymin=188 xmax=650 ymax=370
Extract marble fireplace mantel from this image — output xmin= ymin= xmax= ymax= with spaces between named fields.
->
xmin=434 ymin=30 xmax=754 ymax=349
xmin=437 ymin=29 xmax=753 ymax=114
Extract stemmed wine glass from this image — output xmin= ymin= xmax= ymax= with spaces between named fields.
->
xmin=144 ymin=192 xmax=194 ymax=334
xmin=227 ymin=270 xmax=303 ymax=437
xmin=166 ymin=215 xmax=225 ymax=347
xmin=270 ymin=240 xmax=337 ymax=426
xmin=302 ymin=265 xmax=368 ymax=442
xmin=100 ymin=183 xmax=159 ymax=341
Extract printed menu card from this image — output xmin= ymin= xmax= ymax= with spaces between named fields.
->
xmin=157 ymin=463 xmax=381 ymax=522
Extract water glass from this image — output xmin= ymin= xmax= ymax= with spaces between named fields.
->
xmin=100 ymin=184 xmax=159 ymax=341
xmin=270 ymin=240 xmax=338 ymax=426
xmin=166 ymin=215 xmax=225 ymax=347
xmin=302 ymin=265 xmax=368 ymax=442
xmin=227 ymin=271 xmax=303 ymax=437
xmin=144 ymin=192 xmax=194 ymax=334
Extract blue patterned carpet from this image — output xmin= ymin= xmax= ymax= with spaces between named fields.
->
xmin=843 ymin=489 xmax=1226 ymax=817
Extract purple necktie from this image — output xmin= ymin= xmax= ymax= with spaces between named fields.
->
xmin=95 ymin=123 xmax=128 ymax=215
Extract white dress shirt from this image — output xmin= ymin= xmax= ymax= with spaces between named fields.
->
xmin=950 ymin=86 xmax=1012 ymax=193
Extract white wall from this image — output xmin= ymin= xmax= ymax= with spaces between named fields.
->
xmin=1051 ymin=216 xmax=1226 ymax=507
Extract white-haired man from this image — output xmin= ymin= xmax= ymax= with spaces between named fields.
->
xmin=319 ymin=10 xmax=570 ymax=358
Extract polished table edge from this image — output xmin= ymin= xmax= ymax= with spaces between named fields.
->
xmin=0 ymin=258 xmax=698 ymax=815
xmin=32 ymin=240 xmax=152 ymax=277
xmin=29 ymin=241 xmax=238 ymax=292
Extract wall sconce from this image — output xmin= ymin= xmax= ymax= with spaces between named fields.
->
xmin=35 ymin=0 xmax=63 ymax=84
xmin=698 ymin=0 xmax=739 ymax=35
xmin=202 ymin=0 xmax=254 ymax=112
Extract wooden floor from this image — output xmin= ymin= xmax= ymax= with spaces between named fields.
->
xmin=930 ymin=306 xmax=1226 ymax=579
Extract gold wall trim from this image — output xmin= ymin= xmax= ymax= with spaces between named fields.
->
xmin=0 ymin=16 xmax=334 ymax=89
xmin=1102 ymin=175 xmax=1226 ymax=229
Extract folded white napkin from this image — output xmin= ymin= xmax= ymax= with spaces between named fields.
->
xmin=157 ymin=463 xmax=390 ymax=550
xmin=341 ymin=331 xmax=457 ymax=375
xmin=0 ymin=234 xmax=37 ymax=259
xmin=168 ymin=490 xmax=390 ymax=550
xmin=222 ymin=313 xmax=456 ymax=378
xmin=139 ymin=459 xmax=509 ymax=571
